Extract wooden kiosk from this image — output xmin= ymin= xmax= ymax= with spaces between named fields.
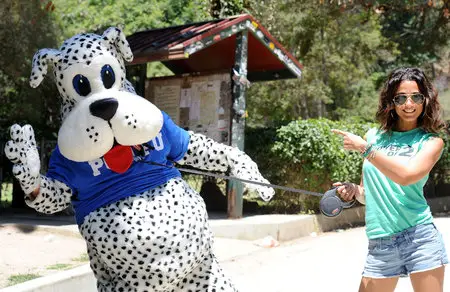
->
xmin=126 ymin=14 xmax=303 ymax=218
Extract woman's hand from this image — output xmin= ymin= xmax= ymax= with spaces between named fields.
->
xmin=332 ymin=182 xmax=358 ymax=202
xmin=331 ymin=129 xmax=368 ymax=153
xmin=332 ymin=182 xmax=365 ymax=205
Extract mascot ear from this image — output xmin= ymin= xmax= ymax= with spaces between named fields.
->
xmin=102 ymin=27 xmax=134 ymax=63
xmin=29 ymin=49 xmax=61 ymax=88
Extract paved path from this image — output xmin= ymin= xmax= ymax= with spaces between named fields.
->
xmin=2 ymin=214 xmax=450 ymax=291
xmin=215 ymin=216 xmax=450 ymax=292
xmin=0 ymin=224 xmax=87 ymax=288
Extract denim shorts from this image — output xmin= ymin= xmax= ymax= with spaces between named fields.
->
xmin=362 ymin=223 xmax=448 ymax=278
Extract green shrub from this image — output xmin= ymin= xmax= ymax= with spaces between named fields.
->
xmin=273 ymin=118 xmax=376 ymax=212
xmin=247 ymin=118 xmax=450 ymax=214
xmin=431 ymin=126 xmax=450 ymax=184
xmin=246 ymin=118 xmax=377 ymax=213
xmin=273 ymin=118 xmax=376 ymax=186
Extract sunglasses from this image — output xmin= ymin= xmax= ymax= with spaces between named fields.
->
xmin=393 ymin=93 xmax=425 ymax=106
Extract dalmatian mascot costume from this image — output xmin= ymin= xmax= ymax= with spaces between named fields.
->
xmin=4 ymin=27 xmax=274 ymax=291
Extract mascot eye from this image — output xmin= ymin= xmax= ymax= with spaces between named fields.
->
xmin=72 ymin=74 xmax=91 ymax=97
xmin=101 ymin=65 xmax=115 ymax=89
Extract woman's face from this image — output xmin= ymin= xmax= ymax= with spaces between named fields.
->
xmin=393 ymin=80 xmax=424 ymax=128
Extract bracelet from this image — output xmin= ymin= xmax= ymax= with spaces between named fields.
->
xmin=361 ymin=143 xmax=373 ymax=158
xmin=367 ymin=149 xmax=376 ymax=161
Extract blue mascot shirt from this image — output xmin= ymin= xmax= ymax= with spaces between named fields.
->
xmin=46 ymin=112 xmax=190 ymax=225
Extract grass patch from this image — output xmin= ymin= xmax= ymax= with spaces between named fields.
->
xmin=71 ymin=252 xmax=89 ymax=262
xmin=7 ymin=274 xmax=40 ymax=286
xmin=0 ymin=182 xmax=13 ymax=208
xmin=47 ymin=263 xmax=72 ymax=270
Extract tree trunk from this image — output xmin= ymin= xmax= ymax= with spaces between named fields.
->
xmin=301 ymin=94 xmax=309 ymax=119
xmin=430 ymin=62 xmax=436 ymax=80
xmin=316 ymin=99 xmax=323 ymax=118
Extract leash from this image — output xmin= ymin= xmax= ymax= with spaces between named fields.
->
xmin=154 ymin=161 xmax=323 ymax=197
xmin=146 ymin=160 xmax=355 ymax=217
xmin=133 ymin=143 xmax=324 ymax=197
xmin=134 ymin=145 xmax=356 ymax=218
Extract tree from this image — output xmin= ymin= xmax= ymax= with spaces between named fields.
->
xmin=0 ymin=0 xmax=61 ymax=207
xmin=315 ymin=1 xmax=450 ymax=75
xmin=0 ymin=0 xmax=61 ymax=140
xmin=246 ymin=0 xmax=398 ymax=126
xmin=52 ymin=0 xmax=211 ymax=40
xmin=245 ymin=0 xmax=449 ymax=127
xmin=52 ymin=0 xmax=215 ymax=80
xmin=377 ymin=1 xmax=449 ymax=70
xmin=209 ymin=0 xmax=249 ymax=18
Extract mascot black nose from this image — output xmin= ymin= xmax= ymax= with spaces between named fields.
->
xmin=89 ymin=98 xmax=118 ymax=121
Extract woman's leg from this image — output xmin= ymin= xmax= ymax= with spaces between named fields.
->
xmin=410 ymin=266 xmax=445 ymax=292
xmin=402 ymin=223 xmax=448 ymax=292
xmin=359 ymin=276 xmax=399 ymax=292
xmin=361 ymin=236 xmax=404 ymax=292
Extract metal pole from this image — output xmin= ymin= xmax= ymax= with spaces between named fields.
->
xmin=227 ymin=30 xmax=248 ymax=219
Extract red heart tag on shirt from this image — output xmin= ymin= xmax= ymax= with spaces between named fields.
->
xmin=103 ymin=145 xmax=133 ymax=174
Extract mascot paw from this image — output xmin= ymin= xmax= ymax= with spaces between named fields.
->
xmin=253 ymin=181 xmax=275 ymax=202
xmin=4 ymin=124 xmax=41 ymax=194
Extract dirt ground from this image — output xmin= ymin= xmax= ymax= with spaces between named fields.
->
xmin=0 ymin=223 xmax=88 ymax=288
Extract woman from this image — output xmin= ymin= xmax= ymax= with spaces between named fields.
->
xmin=332 ymin=67 xmax=447 ymax=292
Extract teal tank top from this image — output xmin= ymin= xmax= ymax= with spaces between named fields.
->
xmin=363 ymin=127 xmax=437 ymax=239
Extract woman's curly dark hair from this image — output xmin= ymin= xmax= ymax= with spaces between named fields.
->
xmin=375 ymin=67 xmax=446 ymax=133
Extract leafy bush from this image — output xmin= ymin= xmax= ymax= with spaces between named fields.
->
xmin=273 ymin=118 xmax=376 ymax=212
xmin=431 ymin=125 xmax=450 ymax=184
xmin=273 ymin=117 xmax=376 ymax=186
xmin=247 ymin=118 xmax=450 ymax=213
xmin=246 ymin=118 xmax=377 ymax=213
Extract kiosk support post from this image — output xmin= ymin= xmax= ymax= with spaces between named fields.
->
xmin=227 ymin=30 xmax=248 ymax=219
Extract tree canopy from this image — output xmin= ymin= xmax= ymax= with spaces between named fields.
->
xmin=246 ymin=0 xmax=449 ymax=125
xmin=52 ymin=0 xmax=211 ymax=40
xmin=0 ymin=0 xmax=448 ymax=133
xmin=0 ymin=0 xmax=60 ymax=140
xmin=0 ymin=0 xmax=448 ymax=209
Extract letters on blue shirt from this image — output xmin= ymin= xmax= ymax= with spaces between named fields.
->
xmin=46 ymin=112 xmax=190 ymax=225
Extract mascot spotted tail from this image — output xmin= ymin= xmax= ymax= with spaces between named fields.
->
xmin=4 ymin=27 xmax=274 ymax=291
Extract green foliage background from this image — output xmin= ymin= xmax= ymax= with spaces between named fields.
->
xmin=52 ymin=0 xmax=211 ymax=40
xmin=246 ymin=118 xmax=450 ymax=213
xmin=246 ymin=119 xmax=376 ymax=213
xmin=1 ymin=0 xmax=448 ymax=134
xmin=0 ymin=0 xmax=449 ymax=212
xmin=0 ymin=0 xmax=60 ymax=140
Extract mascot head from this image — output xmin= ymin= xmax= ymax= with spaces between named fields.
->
xmin=29 ymin=27 xmax=163 ymax=162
